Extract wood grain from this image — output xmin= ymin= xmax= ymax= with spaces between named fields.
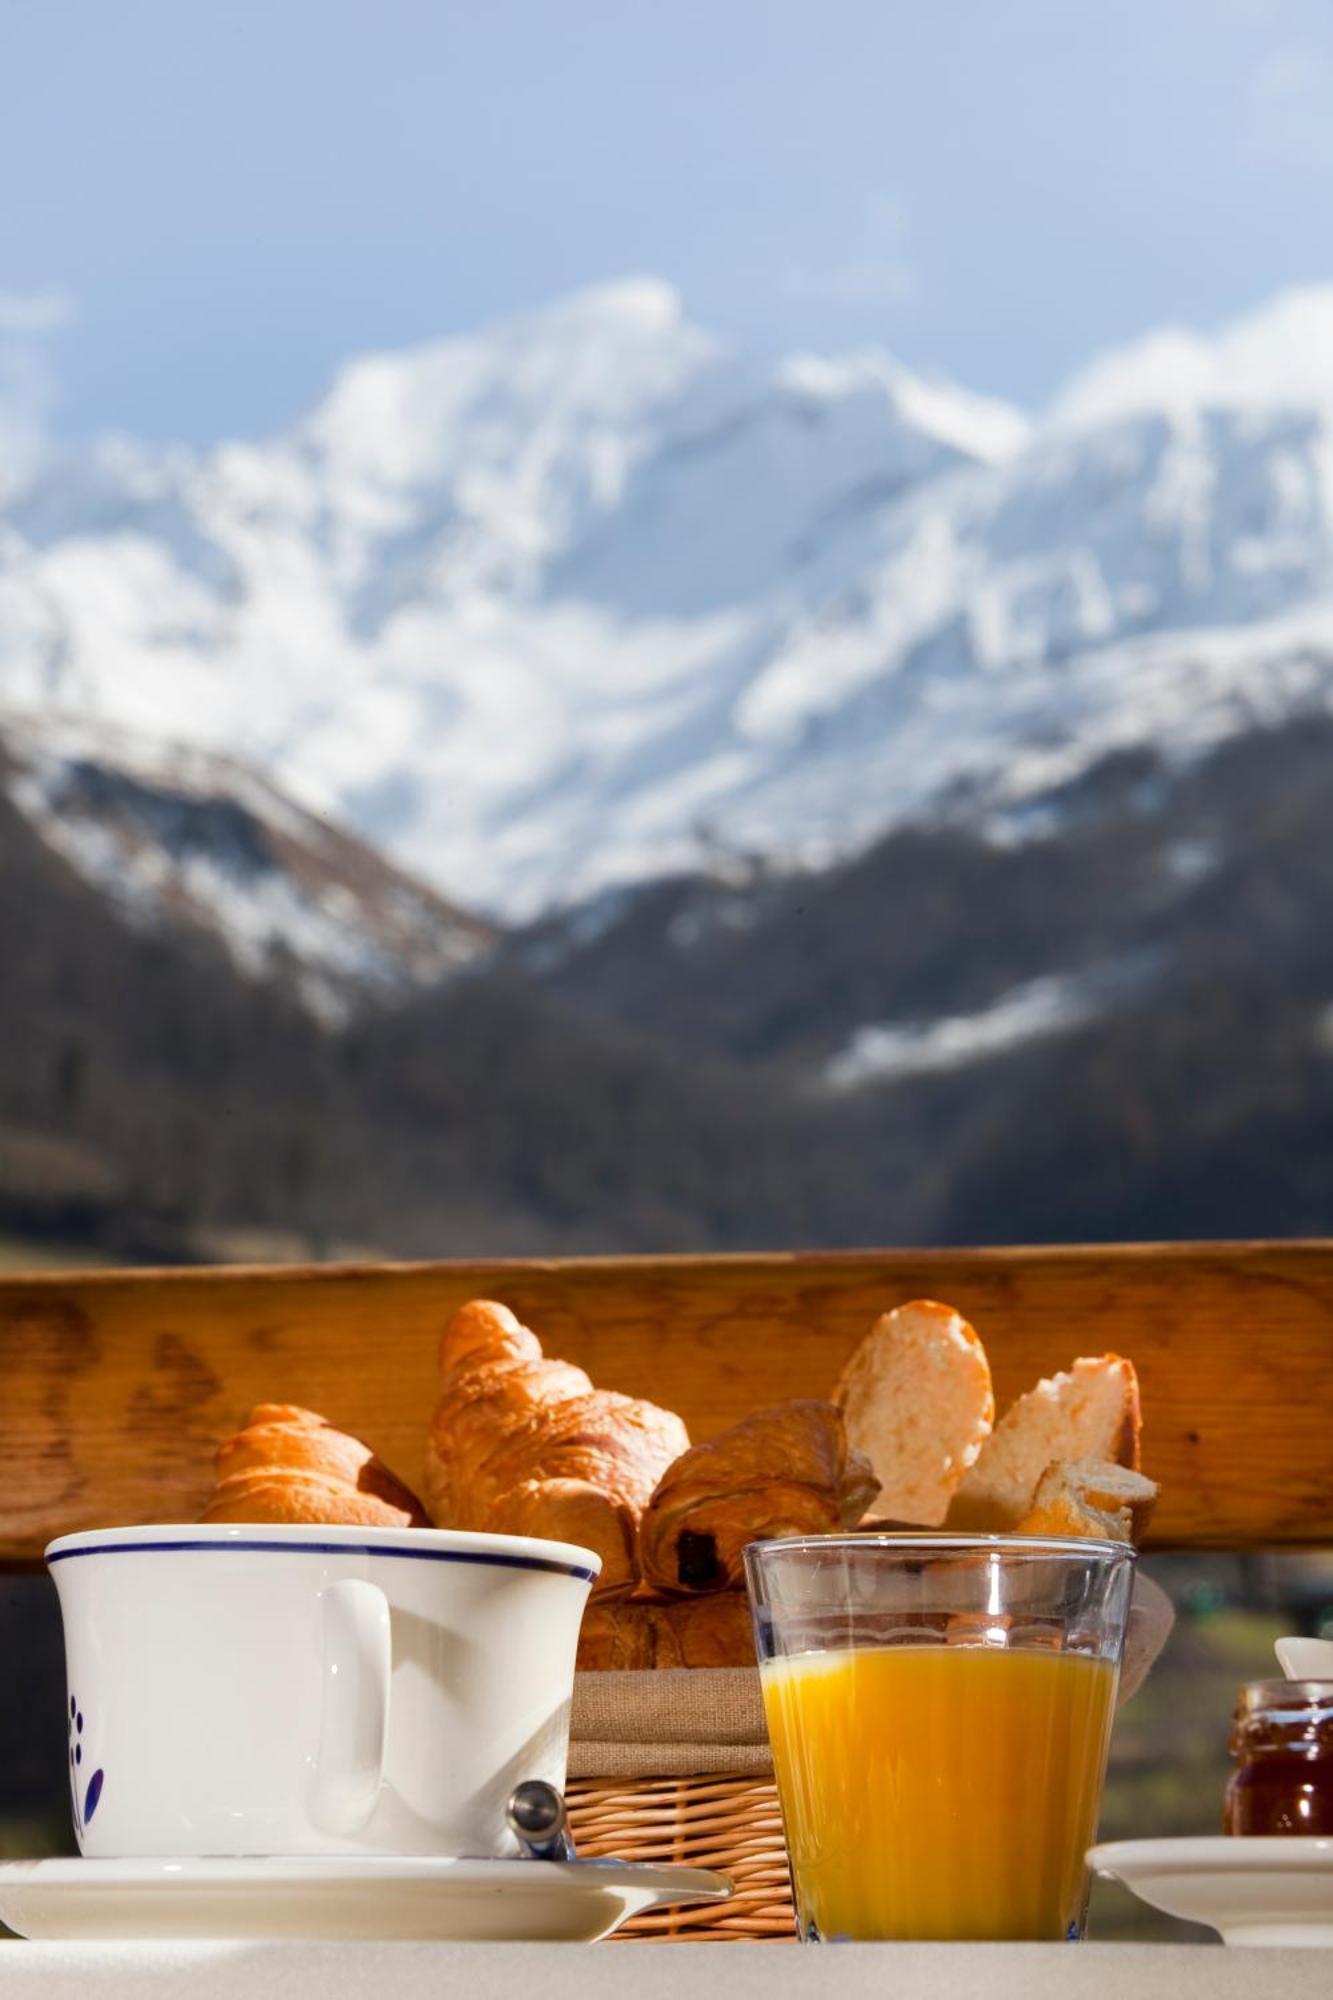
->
xmin=1 ymin=1242 xmax=1331 ymax=1561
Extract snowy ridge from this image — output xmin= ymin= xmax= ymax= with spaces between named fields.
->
xmin=822 ymin=956 xmax=1155 ymax=1091
xmin=1053 ymin=286 xmax=1333 ymax=428
xmin=823 ymin=974 xmax=1100 ymax=1090
xmin=0 ymin=712 xmax=494 ymax=1021
xmin=2 ymin=280 xmax=1333 ymax=920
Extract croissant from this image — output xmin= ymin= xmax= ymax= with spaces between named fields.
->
xmin=576 ymin=1591 xmax=756 ymax=1671
xmin=637 ymin=1400 xmax=880 ymax=1595
xmin=425 ymin=1299 xmax=691 ymax=1596
xmin=203 ymin=1403 xmax=429 ymax=1528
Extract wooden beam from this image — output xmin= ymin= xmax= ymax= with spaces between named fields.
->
xmin=1 ymin=1242 xmax=1330 ymax=1561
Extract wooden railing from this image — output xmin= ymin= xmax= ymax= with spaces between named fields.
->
xmin=1 ymin=1241 xmax=1331 ymax=1561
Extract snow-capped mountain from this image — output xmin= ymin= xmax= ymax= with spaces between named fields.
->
xmin=2 ymin=279 xmax=1333 ymax=918
xmin=0 ymin=713 xmax=493 ymax=1020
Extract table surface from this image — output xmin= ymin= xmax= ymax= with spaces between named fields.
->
xmin=1 ymin=1942 xmax=1329 ymax=1999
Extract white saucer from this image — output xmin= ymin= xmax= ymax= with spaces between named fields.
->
xmin=1090 ymin=1837 xmax=1333 ymax=1946
xmin=0 ymin=1855 xmax=732 ymax=1943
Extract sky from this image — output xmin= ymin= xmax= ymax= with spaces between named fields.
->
xmin=3 ymin=0 xmax=1333 ymax=448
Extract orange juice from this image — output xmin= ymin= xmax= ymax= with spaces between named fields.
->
xmin=762 ymin=1644 xmax=1117 ymax=1940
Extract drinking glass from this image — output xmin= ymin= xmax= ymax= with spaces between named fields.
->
xmin=744 ymin=1534 xmax=1135 ymax=1942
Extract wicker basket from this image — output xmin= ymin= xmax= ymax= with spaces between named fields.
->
xmin=566 ymin=1773 xmax=795 ymax=1940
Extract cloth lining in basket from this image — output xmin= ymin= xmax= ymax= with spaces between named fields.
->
xmin=567 ymin=1573 xmax=1174 ymax=1781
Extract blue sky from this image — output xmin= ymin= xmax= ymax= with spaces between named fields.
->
xmin=3 ymin=0 xmax=1333 ymax=446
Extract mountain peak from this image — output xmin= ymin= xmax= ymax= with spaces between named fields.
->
xmin=5 ymin=278 xmax=1333 ymax=922
xmin=521 ymin=274 xmax=686 ymax=332
xmin=1052 ymin=283 xmax=1333 ymax=430
xmin=779 ymin=348 xmax=1029 ymax=464
xmin=294 ymin=277 xmax=720 ymax=511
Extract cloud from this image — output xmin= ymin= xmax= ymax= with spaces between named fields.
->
xmin=0 ymin=291 xmax=74 ymax=498
xmin=780 ymin=198 xmax=919 ymax=314
xmin=0 ymin=289 xmax=75 ymax=335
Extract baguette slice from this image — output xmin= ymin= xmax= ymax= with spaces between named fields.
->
xmin=948 ymin=1355 xmax=1140 ymax=1531
xmin=834 ymin=1300 xmax=994 ymax=1526
xmin=1017 ymin=1457 xmax=1158 ymax=1545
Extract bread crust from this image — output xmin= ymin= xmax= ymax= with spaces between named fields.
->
xmin=948 ymin=1354 xmax=1141 ymax=1530
xmin=425 ymin=1299 xmax=690 ymax=1596
xmin=576 ymin=1591 xmax=756 ymax=1670
xmin=834 ymin=1299 xmax=994 ymax=1525
xmin=203 ymin=1404 xmax=428 ymax=1527
xmin=1017 ymin=1457 xmax=1157 ymax=1545
xmin=637 ymin=1400 xmax=879 ymax=1595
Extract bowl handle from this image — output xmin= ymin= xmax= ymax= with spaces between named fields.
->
xmin=310 ymin=1578 xmax=392 ymax=1835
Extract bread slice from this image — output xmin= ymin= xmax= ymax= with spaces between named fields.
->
xmin=1017 ymin=1457 xmax=1157 ymax=1545
xmin=834 ymin=1300 xmax=994 ymax=1526
xmin=948 ymin=1355 xmax=1140 ymax=1530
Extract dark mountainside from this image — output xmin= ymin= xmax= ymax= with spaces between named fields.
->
xmin=0 ymin=783 xmax=869 ymax=1258
xmin=4 ymin=717 xmax=1333 ymax=1261
xmin=524 ymin=715 xmax=1333 ymax=1243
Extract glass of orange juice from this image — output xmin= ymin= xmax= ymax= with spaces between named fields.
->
xmin=744 ymin=1534 xmax=1135 ymax=1942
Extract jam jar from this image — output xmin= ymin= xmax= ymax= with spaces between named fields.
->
xmin=1224 ymin=1679 xmax=1333 ymax=1835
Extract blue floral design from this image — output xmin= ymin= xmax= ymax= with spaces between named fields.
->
xmin=67 ymin=1690 xmax=104 ymax=1837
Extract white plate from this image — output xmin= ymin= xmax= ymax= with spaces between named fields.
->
xmin=0 ymin=1855 xmax=731 ymax=1943
xmin=1090 ymin=1837 xmax=1333 ymax=1946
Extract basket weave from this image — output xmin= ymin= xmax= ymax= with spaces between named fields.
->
xmin=566 ymin=1773 xmax=795 ymax=1940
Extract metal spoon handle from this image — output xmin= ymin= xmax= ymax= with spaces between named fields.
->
xmin=506 ymin=1779 xmax=577 ymax=1861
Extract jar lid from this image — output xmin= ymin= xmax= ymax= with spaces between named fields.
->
xmin=1237 ymin=1678 xmax=1333 ymax=1714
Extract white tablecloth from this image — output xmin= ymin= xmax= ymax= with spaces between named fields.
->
xmin=0 ymin=1942 xmax=1327 ymax=1999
